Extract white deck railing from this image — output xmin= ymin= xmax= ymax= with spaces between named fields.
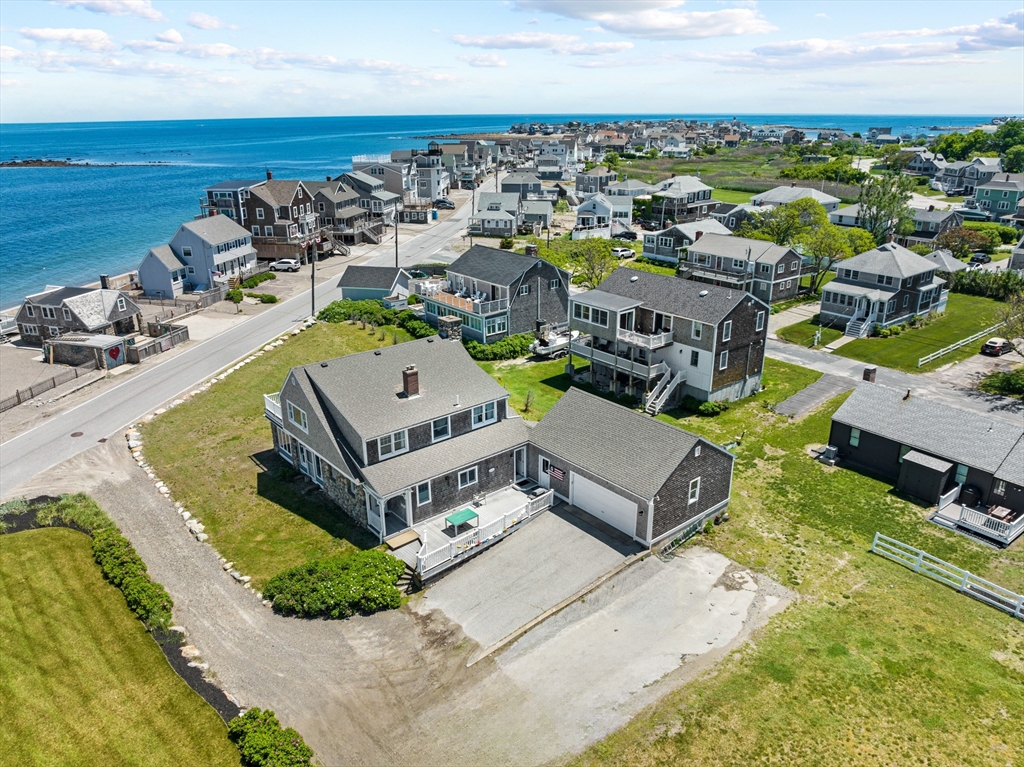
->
xmin=957 ymin=506 xmax=1024 ymax=543
xmin=415 ymin=489 xmax=554 ymax=575
xmin=263 ymin=392 xmax=282 ymax=421
xmin=617 ymin=328 xmax=674 ymax=349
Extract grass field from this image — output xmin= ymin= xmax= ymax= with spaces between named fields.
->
xmin=572 ymin=360 xmax=1024 ymax=767
xmin=710 ymin=189 xmax=754 ymax=204
xmin=142 ymin=322 xmax=410 ymax=586
xmin=0 ymin=528 xmax=240 ymax=767
xmin=777 ymin=315 xmax=844 ymax=348
xmin=479 ymin=357 xmax=589 ymax=420
xmin=834 ymin=294 xmax=1005 ymax=372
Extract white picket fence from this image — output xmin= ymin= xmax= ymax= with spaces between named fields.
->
xmin=917 ymin=322 xmax=1004 ymax=367
xmin=870 ymin=533 xmax=1023 ymax=620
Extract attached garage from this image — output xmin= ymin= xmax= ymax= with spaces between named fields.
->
xmin=569 ymin=473 xmax=637 ymax=536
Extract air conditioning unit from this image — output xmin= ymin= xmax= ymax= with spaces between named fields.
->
xmin=822 ymin=445 xmax=838 ymax=461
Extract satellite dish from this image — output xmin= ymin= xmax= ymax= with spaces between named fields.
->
xmin=630 ymin=275 xmax=639 ymax=282
xmin=699 ymin=290 xmax=709 ymax=297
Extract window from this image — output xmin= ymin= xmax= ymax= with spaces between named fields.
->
xmin=898 ymin=445 xmax=912 ymax=463
xmin=690 ymin=350 xmax=699 ymax=367
xmin=287 ymin=402 xmax=308 ymax=432
xmin=472 ymin=401 xmax=496 ymax=427
xmin=292 ymin=206 xmax=298 ymax=217
xmin=306 ymin=203 xmax=311 ymax=214
xmin=849 ymin=428 xmax=860 ymax=447
xmin=256 ymin=207 xmax=265 ymax=220
xmin=265 ymin=226 xmax=274 ymax=236
xmin=252 ymin=226 xmax=260 ymax=236
xmin=903 ymin=294 xmax=910 ymax=307
xmin=549 ymin=279 xmax=560 ymax=290
xmin=719 ymin=350 xmax=729 ymax=370
xmin=117 ymin=297 xmax=126 ymax=312
xmin=688 ymin=477 xmax=700 ymax=504
xmin=378 ymin=430 xmax=407 ymax=457
xmin=722 ymin=320 xmax=732 ymax=342
xmin=458 ymin=467 xmax=478 ymax=488
xmin=297 ymin=187 xmax=303 ymax=198
xmin=694 ymin=445 xmax=701 ymax=457
xmin=692 ymin=320 xmax=702 ymax=340
xmin=755 ymin=311 xmax=765 ymax=332
xmin=732 ymin=258 xmax=745 ymax=269
xmin=432 ymin=417 xmax=450 ymax=442
xmin=777 ymin=262 xmax=785 ymax=274
xmin=21 ymin=324 xmax=38 ymax=336
xmin=26 ymin=305 xmax=34 ymax=317
xmin=48 ymin=326 xmax=59 ymax=337
xmin=485 ymin=315 xmax=507 ymax=335
xmin=955 ymin=463 xmax=969 ymax=485
xmin=182 ymin=246 xmax=192 ymax=259
xmin=187 ymin=266 xmax=195 ymax=275
xmin=572 ymin=304 xmax=608 ymax=326
xmin=62 ymin=307 xmax=72 ymax=321
xmin=728 ymin=217 xmax=736 ymax=227
xmin=657 ymin=236 xmax=673 ymax=248
xmin=317 ymin=202 xmax=325 ymax=213
xmin=994 ymin=479 xmax=1006 ymax=496
xmin=520 ymin=285 xmax=530 ymax=295
xmin=417 ymin=482 xmax=431 ymax=505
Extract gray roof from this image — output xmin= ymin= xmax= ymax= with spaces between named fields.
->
xmin=655 ymin=175 xmax=712 ymax=194
xmin=832 ymin=385 xmax=1023 ymax=474
xmin=597 ymin=268 xmax=751 ymax=325
xmin=529 ymin=388 xmax=705 ymax=500
xmin=979 ymin=173 xmax=1024 ymax=192
xmin=607 ymin=179 xmax=653 ymax=191
xmin=689 ymin=233 xmax=795 ymax=264
xmin=148 ymin=244 xmax=186 ymax=270
xmin=476 ymin=192 xmax=521 ymax=214
xmin=996 ymin=437 xmax=1024 ymax=486
xmin=912 ymin=207 xmax=958 ymax=223
xmin=522 ymin=199 xmax=553 ymax=216
xmin=338 ymin=266 xmax=404 ymax=291
xmin=826 ymin=283 xmax=898 ymax=301
xmin=301 ymin=337 xmax=509 ymax=442
xmin=662 ymin=220 xmax=732 ymax=240
xmin=752 ymin=186 xmax=840 ymax=206
xmin=26 ymin=285 xmax=93 ymax=304
xmin=205 ymin=179 xmax=262 ymax=192
xmin=923 ymin=249 xmax=967 ymax=273
xmin=902 ymin=450 xmax=953 ymax=473
xmin=447 ymin=245 xmax=545 ymax=287
xmin=573 ymin=289 xmax=643 ymax=313
xmin=64 ymin=289 xmax=139 ymax=330
xmin=503 ymin=172 xmax=541 ymax=186
xmin=180 ymin=215 xmax=251 ymax=246
xmin=841 ymin=242 xmax=936 ymax=278
xmin=361 ymin=417 xmax=528 ymax=497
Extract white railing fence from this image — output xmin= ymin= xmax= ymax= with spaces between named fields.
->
xmin=870 ymin=532 xmax=1023 ymax=620
xmin=416 ymin=489 xmax=554 ymax=575
xmin=917 ymin=321 xmax=1005 ymax=367
xmin=937 ymin=483 xmax=961 ymax=510
xmin=958 ymin=506 xmax=1014 ymax=538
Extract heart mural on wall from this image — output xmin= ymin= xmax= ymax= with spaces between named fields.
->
xmin=109 ymin=346 xmax=120 ymax=360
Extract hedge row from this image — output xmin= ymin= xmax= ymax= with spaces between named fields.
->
xmin=263 ymin=549 xmax=405 ymax=619
xmin=228 ymin=708 xmax=313 ymax=767
xmin=316 ymin=299 xmax=437 ymax=339
xmin=245 ymin=292 xmax=279 ymax=304
xmin=464 ymin=333 xmax=534 ymax=361
xmin=241 ymin=272 xmax=277 ymax=289
xmin=92 ymin=528 xmax=174 ymax=630
xmin=962 ymin=222 xmax=1020 ymax=245
xmin=227 ymin=289 xmax=243 ymax=304
xmin=947 ymin=269 xmax=1024 ymax=300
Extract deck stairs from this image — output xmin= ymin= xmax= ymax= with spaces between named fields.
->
xmin=396 ymin=562 xmax=419 ymax=594
xmin=645 ymin=369 xmax=685 ymax=415
xmin=844 ymin=319 xmax=870 ymax=338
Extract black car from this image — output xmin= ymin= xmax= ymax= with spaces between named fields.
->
xmin=613 ymin=230 xmax=638 ymax=241
xmin=434 ymin=199 xmax=455 ymax=210
xmin=970 ymin=252 xmax=992 ymax=264
xmin=981 ymin=337 xmax=1014 ymax=356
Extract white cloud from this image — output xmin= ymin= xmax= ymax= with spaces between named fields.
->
xmin=857 ymin=10 xmax=1024 ymax=52
xmin=156 ymin=28 xmax=183 ymax=44
xmin=52 ymin=0 xmax=164 ymax=22
xmin=815 ymin=13 xmax=828 ymax=19
xmin=560 ymin=41 xmax=633 ymax=55
xmin=451 ymin=32 xmax=578 ymax=49
xmin=514 ymin=0 xmax=775 ymax=40
xmin=458 ymin=53 xmax=508 ymax=67
xmin=124 ymin=37 xmax=243 ymax=58
xmin=251 ymin=48 xmax=456 ymax=83
xmin=187 ymin=12 xmax=237 ymax=31
xmin=20 ymin=27 xmax=115 ymax=52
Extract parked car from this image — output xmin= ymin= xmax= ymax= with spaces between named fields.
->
xmin=611 ymin=247 xmax=634 ymax=259
xmin=969 ymin=252 xmax=992 ymax=265
xmin=434 ymin=199 xmax=455 ymax=210
xmin=613 ymin=230 xmax=638 ymax=241
xmin=981 ymin=337 xmax=1014 ymax=356
xmin=269 ymin=259 xmax=300 ymax=272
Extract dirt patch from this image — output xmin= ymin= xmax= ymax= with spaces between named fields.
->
xmin=763 ymin=444 xmax=786 ymax=457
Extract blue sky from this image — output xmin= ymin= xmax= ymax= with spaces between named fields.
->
xmin=1 ymin=0 xmax=1022 ymax=122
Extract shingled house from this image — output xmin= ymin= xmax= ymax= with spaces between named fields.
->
xmin=16 ymin=286 xmax=142 ymax=346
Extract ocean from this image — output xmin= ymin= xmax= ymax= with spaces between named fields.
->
xmin=0 ymin=113 xmax=998 ymax=309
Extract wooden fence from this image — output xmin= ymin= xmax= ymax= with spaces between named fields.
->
xmin=127 ymin=325 xmax=190 ymax=363
xmin=0 ymin=361 xmax=98 ymax=413
xmin=871 ymin=533 xmax=1023 ymax=620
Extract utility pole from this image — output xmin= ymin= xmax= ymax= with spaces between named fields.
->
xmin=310 ymin=243 xmax=316 ymax=319
xmin=395 ymin=208 xmax=399 ymax=268
xmin=470 ymin=181 xmax=475 ymax=248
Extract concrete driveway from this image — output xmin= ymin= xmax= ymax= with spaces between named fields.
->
xmin=416 ymin=505 xmax=641 ymax=648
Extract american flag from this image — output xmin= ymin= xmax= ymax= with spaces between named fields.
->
xmin=548 ymin=466 xmax=565 ymax=481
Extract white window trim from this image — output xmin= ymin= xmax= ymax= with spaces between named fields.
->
xmin=117 ymin=297 xmax=126 ymax=312
xmin=256 ymin=207 xmax=265 ymax=220
xmin=417 ymin=481 xmax=431 ymax=505
xmin=719 ymin=350 xmax=729 ymax=370
xmin=722 ymin=320 xmax=732 ymax=342
xmin=287 ymin=402 xmax=308 ymax=432
xmin=688 ymin=477 xmax=700 ymax=504
xmin=378 ymin=429 xmax=409 ymax=458
xmin=62 ymin=307 xmax=72 ymax=321
xmin=458 ymin=466 xmax=478 ymax=488
xmin=755 ymin=311 xmax=765 ymax=332
xmin=25 ymin=305 xmax=34 ymax=317
xmin=431 ymin=416 xmax=451 ymax=443
xmin=472 ymin=401 xmax=497 ymax=428
xmin=692 ymin=320 xmax=702 ymax=340
xmin=520 ymin=285 xmax=530 ymax=295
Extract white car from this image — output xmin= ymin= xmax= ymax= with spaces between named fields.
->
xmin=269 ymin=259 xmax=300 ymax=272
xmin=611 ymin=247 xmax=634 ymax=259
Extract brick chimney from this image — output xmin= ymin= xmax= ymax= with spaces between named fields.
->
xmin=928 ymin=204 xmax=934 ymax=211
xmin=266 ymin=169 xmax=273 ymax=181
xmin=402 ymin=365 xmax=419 ymax=397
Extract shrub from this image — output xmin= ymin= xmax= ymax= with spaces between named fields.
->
xmin=228 ymin=708 xmax=313 ymax=767
xmin=317 ymin=299 xmax=396 ymax=326
xmin=499 ymin=237 xmax=514 ymax=250
xmin=964 ymin=222 xmax=1019 ymax=245
xmin=464 ymin=333 xmax=534 ymax=361
xmin=978 ymin=368 xmax=1024 ymax=399
xmin=680 ymin=395 xmax=702 ymax=413
xmin=948 ymin=269 xmax=1024 ymax=300
xmin=92 ymin=528 xmax=173 ymax=630
xmin=245 ymin=292 xmax=279 ymax=304
xmin=226 ymin=289 xmax=243 ymax=304
xmin=406 ymin=294 xmax=421 ymax=305
xmin=36 ymin=493 xmax=116 ymax=533
xmin=697 ymin=400 xmax=729 ymax=417
xmin=241 ymin=272 xmax=277 ymax=289
xmin=908 ymin=244 xmax=933 ymax=256
xmin=263 ymin=550 xmax=405 ymax=619
xmin=394 ymin=309 xmax=436 ymax=339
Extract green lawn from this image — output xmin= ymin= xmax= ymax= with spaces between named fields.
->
xmin=777 ymin=315 xmax=844 ymax=348
xmin=572 ymin=360 xmax=1024 ymax=766
xmin=710 ymin=189 xmax=754 ymax=204
xmin=479 ymin=357 xmax=588 ymax=420
xmin=0 ymin=528 xmax=240 ymax=767
xmin=143 ymin=322 xmax=410 ymax=587
xmin=834 ymin=293 xmax=1005 ymax=372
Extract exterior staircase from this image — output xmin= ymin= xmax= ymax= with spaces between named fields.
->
xmin=645 ymin=369 xmax=685 ymax=415
xmin=844 ymin=319 xmax=870 ymax=339
xmin=396 ymin=562 xmax=419 ymax=594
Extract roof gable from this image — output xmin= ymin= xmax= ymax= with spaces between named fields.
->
xmin=596 ymin=268 xmax=751 ymax=324
xmin=446 ymin=245 xmax=546 ymax=286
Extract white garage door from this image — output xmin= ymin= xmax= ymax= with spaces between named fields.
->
xmin=570 ymin=473 xmax=637 ymax=537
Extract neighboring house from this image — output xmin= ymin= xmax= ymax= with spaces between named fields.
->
xmin=338 ymin=266 xmax=411 ymax=302
xmin=338 ymin=171 xmax=403 ymax=219
xmin=722 ymin=134 xmax=741 ymax=148
xmin=650 ymin=176 xmax=717 ymax=224
xmin=899 ymin=206 xmax=963 ymax=248
xmin=710 ymin=202 xmax=759 ymax=232
xmin=569 ymin=267 xmax=769 ymax=408
xmin=138 ymin=215 xmax=257 ymax=298
xmin=200 ymin=179 xmax=263 ymax=223
xmin=412 ymin=245 xmax=569 ymax=343
xmin=606 ymin=178 xmax=655 ymax=200
xmin=16 ymin=286 xmax=142 ymax=346
xmin=903 ymin=150 xmax=946 ymax=177
xmin=819 ymin=242 xmax=948 ymax=336
xmin=782 ymin=129 xmax=805 ymax=145
xmin=682 ymin=233 xmax=804 ymax=304
xmin=501 ymin=171 xmax=544 ymax=199
xmin=528 ymin=388 xmax=735 ymax=543
xmin=829 ymin=203 xmax=867 ymax=228
xmin=522 ymin=199 xmax=554 ymax=230
xmin=411 ymin=153 xmax=451 ymax=201
xmin=572 ymin=193 xmax=627 ymax=239
xmin=642 ymin=220 xmax=732 ymax=262
xmin=939 ymin=157 xmax=1003 ymax=195
xmin=829 ymin=385 xmax=1024 ymax=545
xmin=351 ymin=156 xmax=417 ymax=201
xmin=575 ymin=166 xmax=617 ymax=194
xmin=1001 ymin=198 xmax=1024 ymax=230
xmin=976 ymin=173 xmax=1024 ymax=220
xmin=469 ymin=192 xmax=524 ymax=237
xmin=240 ymin=175 xmax=324 ymax=263
xmin=1010 ymin=234 xmax=1024 ymax=272
xmin=750 ymin=185 xmax=841 ymax=213
xmin=922 ymin=249 xmax=968 ymax=275
xmin=307 ymin=179 xmax=380 ymax=246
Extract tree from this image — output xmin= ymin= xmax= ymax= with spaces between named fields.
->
xmin=844 ymin=227 xmax=877 ymax=255
xmin=1004 ymin=145 xmax=1024 ymax=173
xmin=857 ymin=173 xmax=915 ymax=244
xmin=736 ymin=197 xmax=829 ymax=246
xmin=992 ymin=121 xmax=1024 ymax=154
xmin=567 ymin=239 xmax=617 ymax=288
xmin=934 ymin=226 xmax=991 ymax=259
xmin=1000 ymin=289 xmax=1024 ymax=357
xmin=798 ymin=223 xmax=853 ymax=292
xmin=603 ymin=152 xmax=620 ymax=169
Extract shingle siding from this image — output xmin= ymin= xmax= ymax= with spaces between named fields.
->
xmin=651 ymin=442 xmax=732 ymax=540
xmin=508 ymin=260 xmax=570 ymax=335
xmin=410 ymin=450 xmax=516 ymax=524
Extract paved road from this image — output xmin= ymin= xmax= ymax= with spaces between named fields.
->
xmin=774 ymin=373 xmax=853 ymax=417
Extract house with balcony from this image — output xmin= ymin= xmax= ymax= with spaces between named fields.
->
xmin=199 ymin=179 xmax=264 ymax=224
xmin=650 ymin=176 xmax=717 ymax=224
xmin=238 ymin=174 xmax=324 ymax=263
xmin=640 ymin=221 xmax=731 ymax=263
xmin=469 ymin=192 xmax=524 ymax=237
xmin=681 ymin=233 xmax=803 ymax=304
xmin=829 ymin=385 xmax=1024 ymax=546
xmin=138 ymin=214 xmax=257 ymax=298
xmin=818 ymin=242 xmax=948 ymax=337
xmin=502 ymin=171 xmax=545 ymax=199
xmin=411 ymin=245 xmax=569 ymax=344
xmin=411 ymin=153 xmax=451 ymax=201
xmin=898 ymin=206 xmax=963 ymax=249
xmin=903 ymin=150 xmax=946 ymax=178
xmin=571 ymin=192 xmax=633 ymax=239
xmin=750 ymin=185 xmax=840 ymax=213
xmin=263 ymin=337 xmax=735 ymax=579
xmin=351 ymin=156 xmax=418 ymax=202
xmin=606 ymin=178 xmax=655 ymax=201
xmin=976 ymin=173 xmax=1024 ymax=221
xmin=939 ymin=157 xmax=1003 ymax=196
xmin=575 ymin=166 xmax=617 ymax=194
xmin=337 ymin=171 xmax=403 ymax=220
xmin=569 ymin=267 xmax=768 ymax=411
xmin=16 ymin=285 xmax=142 ymax=346
xmin=306 ymin=179 xmax=380 ymax=247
